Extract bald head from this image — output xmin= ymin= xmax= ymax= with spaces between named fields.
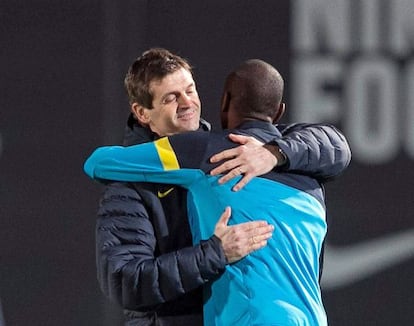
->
xmin=222 ymin=59 xmax=284 ymax=126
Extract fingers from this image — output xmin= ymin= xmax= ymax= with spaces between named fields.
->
xmin=230 ymin=173 xmax=253 ymax=192
xmin=239 ymin=222 xmax=274 ymax=251
xmin=248 ymin=222 xmax=274 ymax=241
xmin=210 ymin=133 xmax=261 ymax=165
xmin=229 ymin=219 xmax=270 ymax=232
xmin=210 ymin=136 xmax=270 ymax=190
xmin=249 ymin=231 xmax=273 ymax=248
xmin=210 ymin=158 xmax=240 ymax=177
xmin=210 ymin=147 xmax=239 ymax=165
xmin=227 ymin=133 xmax=251 ymax=144
xmin=216 ymin=165 xmax=244 ymax=184
xmin=244 ymin=226 xmax=273 ymax=254
xmin=216 ymin=168 xmax=254 ymax=192
xmin=217 ymin=206 xmax=232 ymax=226
xmin=219 ymin=220 xmax=274 ymax=264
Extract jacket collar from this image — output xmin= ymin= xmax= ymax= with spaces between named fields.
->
xmin=233 ymin=120 xmax=282 ymax=140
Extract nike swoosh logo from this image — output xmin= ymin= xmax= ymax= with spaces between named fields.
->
xmin=157 ymin=187 xmax=175 ymax=198
xmin=321 ymin=228 xmax=414 ymax=290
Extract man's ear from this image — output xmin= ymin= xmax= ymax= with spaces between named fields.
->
xmin=221 ymin=91 xmax=231 ymax=113
xmin=220 ymin=92 xmax=231 ymax=129
xmin=273 ymin=102 xmax=286 ymax=124
xmin=131 ymin=103 xmax=150 ymax=125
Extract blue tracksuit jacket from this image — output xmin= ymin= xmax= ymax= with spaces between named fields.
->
xmin=85 ymin=121 xmax=328 ymax=326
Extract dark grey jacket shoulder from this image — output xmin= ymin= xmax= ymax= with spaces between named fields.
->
xmin=96 ymin=117 xmax=220 ymax=325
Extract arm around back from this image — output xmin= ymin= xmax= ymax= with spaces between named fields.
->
xmin=276 ymin=123 xmax=352 ymax=181
xmin=96 ymin=182 xmax=226 ymax=310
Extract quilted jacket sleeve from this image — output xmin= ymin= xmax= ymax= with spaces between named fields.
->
xmin=96 ymin=182 xmax=226 ymax=310
xmin=276 ymin=123 xmax=351 ymax=181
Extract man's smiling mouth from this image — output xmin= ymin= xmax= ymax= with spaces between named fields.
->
xmin=177 ymin=108 xmax=197 ymax=120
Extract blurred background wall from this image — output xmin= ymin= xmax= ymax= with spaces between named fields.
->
xmin=0 ymin=1 xmax=412 ymax=325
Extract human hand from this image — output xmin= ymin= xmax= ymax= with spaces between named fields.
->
xmin=214 ymin=207 xmax=274 ymax=264
xmin=209 ymin=133 xmax=278 ymax=191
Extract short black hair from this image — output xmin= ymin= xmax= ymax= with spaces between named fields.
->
xmin=226 ymin=59 xmax=284 ymax=120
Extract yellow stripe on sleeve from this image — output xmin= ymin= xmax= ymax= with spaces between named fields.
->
xmin=154 ymin=137 xmax=180 ymax=170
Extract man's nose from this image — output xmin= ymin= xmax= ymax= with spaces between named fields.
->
xmin=177 ymin=93 xmax=193 ymax=107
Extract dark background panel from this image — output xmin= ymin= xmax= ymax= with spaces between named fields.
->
xmin=0 ymin=1 xmax=412 ymax=325
xmin=132 ymin=0 xmax=291 ymax=130
xmin=0 ymin=0 xmax=118 ymax=325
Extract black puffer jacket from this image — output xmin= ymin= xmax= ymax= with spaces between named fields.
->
xmin=95 ymin=115 xmax=351 ymax=325
xmin=97 ymin=117 xmax=220 ymax=325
